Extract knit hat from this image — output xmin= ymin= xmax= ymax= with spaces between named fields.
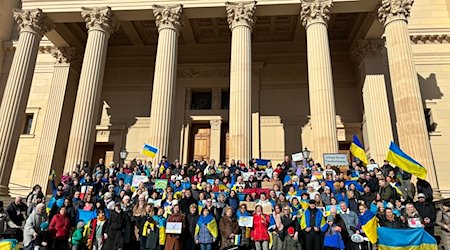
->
xmin=326 ymin=215 xmax=335 ymax=223
xmin=76 ymin=221 xmax=85 ymax=229
xmin=287 ymin=227 xmax=295 ymax=235
xmin=40 ymin=221 xmax=49 ymax=230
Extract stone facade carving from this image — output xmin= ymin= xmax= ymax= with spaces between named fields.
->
xmin=13 ymin=9 xmax=53 ymax=36
xmin=153 ymin=4 xmax=183 ymax=31
xmin=378 ymin=0 xmax=414 ymax=25
xmin=210 ymin=119 xmax=222 ymax=130
xmin=81 ymin=6 xmax=119 ymax=34
xmin=177 ymin=67 xmax=230 ymax=78
xmin=225 ymin=1 xmax=257 ymax=30
xmin=351 ymin=39 xmax=384 ymax=64
xmin=299 ymin=0 xmax=333 ymax=27
xmin=51 ymin=47 xmax=82 ymax=69
xmin=410 ymin=34 xmax=450 ymax=44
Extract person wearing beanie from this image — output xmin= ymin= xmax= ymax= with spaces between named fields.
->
xmin=71 ymin=221 xmax=85 ymax=250
xmin=34 ymin=221 xmax=51 ymax=250
xmin=282 ymin=226 xmax=301 ymax=250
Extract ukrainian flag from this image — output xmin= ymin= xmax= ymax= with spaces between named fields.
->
xmin=378 ymin=227 xmax=437 ymax=250
xmin=142 ymin=143 xmax=158 ymax=158
xmin=359 ymin=210 xmax=378 ymax=244
xmin=256 ymin=159 xmax=270 ymax=170
xmin=386 ymin=141 xmax=427 ymax=180
xmin=350 ymin=134 xmax=368 ymax=165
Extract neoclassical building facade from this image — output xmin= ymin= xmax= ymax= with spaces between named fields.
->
xmin=0 ymin=0 xmax=449 ymax=197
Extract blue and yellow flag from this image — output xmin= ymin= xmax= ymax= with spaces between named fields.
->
xmin=378 ymin=227 xmax=437 ymax=250
xmin=195 ymin=214 xmax=218 ymax=238
xmin=256 ymin=159 xmax=270 ymax=169
xmin=386 ymin=141 xmax=427 ymax=180
xmin=142 ymin=143 xmax=158 ymax=158
xmin=359 ymin=210 xmax=378 ymax=244
xmin=350 ymin=134 xmax=368 ymax=165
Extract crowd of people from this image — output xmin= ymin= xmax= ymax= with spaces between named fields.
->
xmin=0 ymin=155 xmax=449 ymax=250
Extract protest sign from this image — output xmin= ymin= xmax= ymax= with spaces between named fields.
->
xmin=132 ymin=175 xmax=148 ymax=187
xmin=261 ymin=181 xmax=281 ymax=189
xmin=367 ymin=164 xmax=379 ymax=172
xmin=323 ymin=153 xmax=349 ymax=166
xmin=238 ymin=216 xmax=254 ymax=227
xmin=154 ymin=179 xmax=168 ymax=190
xmin=242 ymin=172 xmax=254 ymax=181
xmin=166 ymin=222 xmax=182 ymax=234
xmin=240 ymin=201 xmax=256 ymax=211
xmin=292 ymin=152 xmax=304 ymax=162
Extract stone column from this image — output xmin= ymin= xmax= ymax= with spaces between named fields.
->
xmin=148 ymin=4 xmax=183 ymax=163
xmin=32 ymin=48 xmax=81 ymax=191
xmin=0 ymin=9 xmax=52 ymax=195
xmin=300 ymin=0 xmax=338 ymax=163
xmin=378 ymin=0 xmax=439 ymax=189
xmin=352 ymin=39 xmax=394 ymax=163
xmin=226 ymin=1 xmax=256 ymax=162
xmin=210 ymin=119 xmax=222 ymax=162
xmin=64 ymin=7 xmax=119 ymax=172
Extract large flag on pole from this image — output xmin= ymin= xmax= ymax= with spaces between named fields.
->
xmin=386 ymin=141 xmax=427 ymax=180
xmin=350 ymin=134 xmax=368 ymax=165
xmin=142 ymin=143 xmax=158 ymax=158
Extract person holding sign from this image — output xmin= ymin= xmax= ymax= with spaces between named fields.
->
xmin=194 ymin=207 xmax=218 ymax=250
xmin=219 ymin=206 xmax=240 ymax=250
xmin=251 ymin=205 xmax=270 ymax=250
xmin=165 ymin=204 xmax=185 ymax=250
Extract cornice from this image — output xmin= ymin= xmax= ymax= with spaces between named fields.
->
xmin=410 ymin=34 xmax=450 ymax=44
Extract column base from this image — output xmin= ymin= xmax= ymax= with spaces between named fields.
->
xmin=432 ymin=188 xmax=442 ymax=200
xmin=0 ymin=184 xmax=10 ymax=197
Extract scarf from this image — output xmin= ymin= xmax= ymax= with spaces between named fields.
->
xmin=97 ymin=214 xmax=106 ymax=221
xmin=197 ymin=214 xmax=214 ymax=226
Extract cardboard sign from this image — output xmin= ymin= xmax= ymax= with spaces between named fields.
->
xmin=240 ymin=201 xmax=256 ymax=211
xmin=292 ymin=152 xmax=304 ymax=162
xmin=262 ymin=204 xmax=273 ymax=214
xmin=261 ymin=181 xmax=281 ymax=189
xmin=165 ymin=222 xmax=183 ymax=234
xmin=323 ymin=153 xmax=349 ymax=166
xmin=238 ymin=216 xmax=254 ymax=227
xmin=154 ymin=179 xmax=168 ymax=190
xmin=366 ymin=164 xmax=379 ymax=172
xmin=131 ymin=175 xmax=148 ymax=187
xmin=242 ymin=172 xmax=254 ymax=181
xmin=408 ymin=218 xmax=422 ymax=228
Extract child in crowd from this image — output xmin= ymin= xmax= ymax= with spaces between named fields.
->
xmin=34 ymin=221 xmax=51 ymax=250
xmin=71 ymin=221 xmax=85 ymax=250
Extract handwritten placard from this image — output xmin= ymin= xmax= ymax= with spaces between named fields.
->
xmin=292 ymin=152 xmax=304 ymax=162
xmin=132 ymin=175 xmax=148 ymax=187
xmin=262 ymin=204 xmax=273 ymax=214
xmin=154 ymin=179 xmax=168 ymax=190
xmin=238 ymin=216 xmax=254 ymax=227
xmin=240 ymin=201 xmax=256 ymax=211
xmin=323 ymin=153 xmax=349 ymax=166
xmin=165 ymin=222 xmax=182 ymax=234
xmin=242 ymin=172 xmax=254 ymax=181
xmin=261 ymin=181 xmax=281 ymax=189
xmin=366 ymin=164 xmax=379 ymax=172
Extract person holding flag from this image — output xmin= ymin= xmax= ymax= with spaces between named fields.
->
xmin=350 ymin=134 xmax=368 ymax=165
xmin=357 ymin=203 xmax=378 ymax=245
xmin=301 ymin=200 xmax=325 ymax=249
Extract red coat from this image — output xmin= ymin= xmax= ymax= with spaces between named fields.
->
xmin=251 ymin=213 xmax=270 ymax=241
xmin=49 ymin=214 xmax=70 ymax=239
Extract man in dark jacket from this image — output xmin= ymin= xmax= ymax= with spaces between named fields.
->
xmin=361 ymin=185 xmax=376 ymax=207
xmin=379 ymin=208 xmax=405 ymax=228
xmin=6 ymin=197 xmax=27 ymax=226
xmin=179 ymin=189 xmax=197 ymax=214
xmin=415 ymin=193 xmax=436 ymax=236
xmin=105 ymin=202 xmax=127 ymax=250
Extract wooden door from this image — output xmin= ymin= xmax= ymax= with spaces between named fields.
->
xmin=91 ymin=143 xmax=114 ymax=166
xmin=190 ymin=124 xmax=211 ymax=162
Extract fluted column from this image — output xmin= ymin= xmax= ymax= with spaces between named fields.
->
xmin=210 ymin=119 xmax=222 ymax=162
xmin=352 ymin=39 xmax=394 ymax=163
xmin=64 ymin=7 xmax=119 ymax=172
xmin=226 ymin=1 xmax=256 ymax=162
xmin=300 ymin=0 xmax=338 ymax=163
xmin=378 ymin=0 xmax=439 ymax=190
xmin=148 ymin=4 xmax=183 ymax=163
xmin=33 ymin=48 xmax=81 ymax=191
xmin=0 ymin=9 xmax=52 ymax=195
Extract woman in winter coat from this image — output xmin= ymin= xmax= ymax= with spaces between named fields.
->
xmin=251 ymin=205 xmax=270 ymax=250
xmin=436 ymin=201 xmax=450 ymax=249
xmin=49 ymin=206 xmax=71 ymax=250
xmin=165 ymin=204 xmax=186 ymax=250
xmin=184 ymin=204 xmax=199 ymax=250
xmin=87 ymin=209 xmax=108 ymax=250
xmin=104 ymin=203 xmax=127 ymax=250
xmin=194 ymin=207 xmax=218 ymax=250
xmin=219 ymin=206 xmax=240 ymax=250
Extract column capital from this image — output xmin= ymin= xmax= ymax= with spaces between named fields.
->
xmin=351 ymin=39 xmax=385 ymax=65
xmin=81 ymin=6 xmax=119 ymax=35
xmin=378 ymin=0 xmax=414 ymax=26
xmin=153 ymin=4 xmax=183 ymax=32
xmin=13 ymin=9 xmax=53 ymax=36
xmin=225 ymin=1 xmax=257 ymax=30
xmin=51 ymin=47 xmax=83 ymax=66
xmin=299 ymin=0 xmax=333 ymax=28
xmin=210 ymin=119 xmax=222 ymax=130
